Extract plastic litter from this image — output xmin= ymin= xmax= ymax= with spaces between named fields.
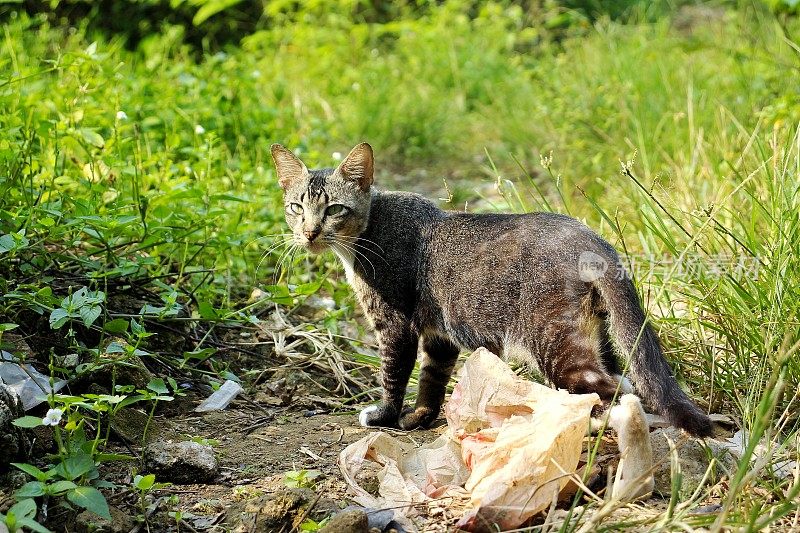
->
xmin=0 ymin=350 xmax=67 ymax=410
xmin=194 ymin=379 xmax=243 ymax=412
xmin=339 ymin=348 xmax=602 ymax=531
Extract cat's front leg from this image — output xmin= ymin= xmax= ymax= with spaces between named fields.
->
xmin=359 ymin=325 xmax=418 ymax=428
xmin=399 ymin=335 xmax=459 ymax=430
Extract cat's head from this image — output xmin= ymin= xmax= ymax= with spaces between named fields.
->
xmin=271 ymin=142 xmax=373 ymax=253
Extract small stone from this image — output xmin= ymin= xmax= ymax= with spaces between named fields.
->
xmin=354 ymin=461 xmax=381 ymax=496
xmin=0 ymin=384 xmax=30 ymax=471
xmin=143 ymin=441 xmax=217 ymax=484
xmin=74 ymin=505 xmax=135 ymax=533
xmin=319 ymin=509 xmax=368 ymax=533
xmin=233 ymin=487 xmax=315 ymax=530
xmin=650 ymin=427 xmax=738 ymax=496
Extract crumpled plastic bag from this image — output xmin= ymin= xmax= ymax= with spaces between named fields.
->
xmin=0 ymin=350 xmax=67 ymax=410
xmin=339 ymin=347 xmax=600 ymax=532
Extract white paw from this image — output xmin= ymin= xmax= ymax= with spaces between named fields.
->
xmin=614 ymin=374 xmax=635 ymax=394
xmin=358 ymin=405 xmax=379 ymax=427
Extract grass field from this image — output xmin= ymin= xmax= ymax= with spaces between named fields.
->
xmin=1 ymin=1 xmax=799 ymax=530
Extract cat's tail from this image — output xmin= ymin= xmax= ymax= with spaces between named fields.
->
xmin=596 ymin=276 xmax=714 ymax=438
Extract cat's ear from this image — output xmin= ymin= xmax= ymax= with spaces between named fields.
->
xmin=336 ymin=142 xmax=374 ymax=191
xmin=271 ymin=144 xmax=308 ymax=190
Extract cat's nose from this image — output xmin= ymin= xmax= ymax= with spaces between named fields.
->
xmin=303 ymin=229 xmax=321 ymax=242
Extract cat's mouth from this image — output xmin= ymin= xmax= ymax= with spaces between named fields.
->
xmin=303 ymin=240 xmax=328 ymax=254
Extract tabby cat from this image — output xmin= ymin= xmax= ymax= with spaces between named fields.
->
xmin=270 ymin=142 xmax=713 ymax=437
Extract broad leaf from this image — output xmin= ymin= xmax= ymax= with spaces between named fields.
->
xmin=67 ymin=487 xmax=111 ymax=520
xmin=11 ymin=463 xmax=48 ymax=482
xmin=15 ymin=481 xmax=45 ymax=498
xmin=48 ymin=308 xmax=70 ymax=329
xmin=12 ymin=416 xmax=43 ymax=428
xmin=48 ymin=480 xmax=78 ymax=494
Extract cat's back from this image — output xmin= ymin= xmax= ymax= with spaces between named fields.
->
xmin=370 ymin=189 xmax=445 ymax=224
xmin=431 ymin=210 xmax=615 ymax=261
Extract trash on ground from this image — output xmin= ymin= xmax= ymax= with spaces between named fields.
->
xmin=194 ymin=379 xmax=243 ymax=412
xmin=0 ymin=350 xmax=67 ymax=410
xmin=718 ymin=429 xmax=798 ymax=480
xmin=339 ymin=347 xmax=601 ymax=531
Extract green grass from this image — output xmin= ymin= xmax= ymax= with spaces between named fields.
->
xmin=1 ymin=1 xmax=799 ymax=530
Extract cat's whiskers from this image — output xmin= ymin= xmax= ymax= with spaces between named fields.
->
xmin=270 ymin=240 xmax=298 ymax=278
xmin=246 ymin=232 xmax=294 ymax=248
xmin=262 ymin=236 xmax=296 ymax=257
xmin=272 ymin=242 xmax=301 ymax=286
xmin=255 ymin=236 xmax=296 ymax=275
xmin=337 ymin=235 xmax=390 ymax=266
xmin=260 ymin=236 xmax=295 ymax=258
xmin=281 ymin=245 xmax=302 ymax=287
xmin=328 ymin=236 xmax=377 ymax=279
xmin=348 ymin=235 xmax=388 ymax=255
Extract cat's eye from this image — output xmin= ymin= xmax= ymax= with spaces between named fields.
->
xmin=325 ymin=204 xmax=348 ymax=216
xmin=287 ymin=203 xmax=303 ymax=215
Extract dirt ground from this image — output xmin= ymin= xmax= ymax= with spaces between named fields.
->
xmin=93 ymin=399 xmax=453 ymax=532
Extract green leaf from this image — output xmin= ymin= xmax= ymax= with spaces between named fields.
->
xmin=146 ymin=378 xmax=169 ymax=395
xmin=79 ymin=305 xmax=102 ymax=327
xmin=58 ymin=453 xmax=95 ymax=480
xmin=103 ymin=318 xmax=128 ymax=334
xmin=11 ymin=463 xmax=49 ymax=482
xmin=116 ymin=395 xmax=147 ymax=409
xmin=8 ymin=498 xmax=37 ymax=519
xmin=265 ymin=284 xmax=293 ymax=305
xmin=0 ymin=322 xmax=18 ymax=332
xmin=0 ymin=231 xmax=28 ymax=253
xmin=192 ymin=0 xmax=245 ymax=25
xmin=294 ymin=279 xmax=324 ymax=296
xmin=12 ymin=416 xmax=44 ymax=428
xmin=210 ymin=193 xmax=249 ymax=203
xmin=49 ymin=308 xmax=70 ymax=329
xmin=15 ymin=481 xmax=45 ymax=498
xmin=182 ymin=347 xmax=216 ymax=362
xmin=104 ymin=341 xmax=126 ymax=354
xmin=0 ymin=233 xmax=14 ymax=252
xmin=77 ymin=128 xmax=105 ymax=148
xmin=67 ymin=486 xmax=111 ymax=520
xmin=134 ymin=473 xmax=155 ymax=491
xmin=16 ymin=517 xmax=52 ymax=533
xmin=197 ymin=301 xmax=219 ymax=319
xmin=48 ymin=480 xmax=78 ymax=494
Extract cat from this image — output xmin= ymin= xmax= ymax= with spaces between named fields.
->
xmin=270 ymin=142 xmax=714 ymax=438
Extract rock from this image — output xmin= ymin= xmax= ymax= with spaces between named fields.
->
xmin=143 ymin=441 xmax=217 ymax=484
xmin=319 ymin=509 xmax=368 ymax=533
xmin=341 ymin=506 xmax=395 ymax=531
xmin=232 ymin=487 xmax=316 ymax=531
xmin=109 ymin=407 xmax=173 ymax=445
xmin=73 ymin=505 xmax=135 ymax=533
xmin=76 ymin=342 xmax=153 ymax=391
xmin=650 ymin=428 xmax=738 ymax=496
xmin=0 ymin=384 xmax=30 ymax=471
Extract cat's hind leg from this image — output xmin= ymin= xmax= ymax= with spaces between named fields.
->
xmin=399 ymin=335 xmax=459 ymax=430
xmin=545 ymin=328 xmax=622 ymax=416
